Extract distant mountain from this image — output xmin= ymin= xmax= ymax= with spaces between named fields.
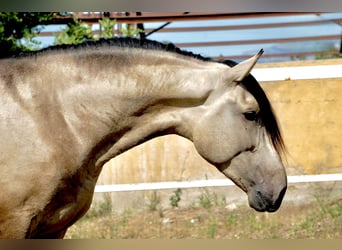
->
xmin=245 ymin=40 xmax=340 ymax=63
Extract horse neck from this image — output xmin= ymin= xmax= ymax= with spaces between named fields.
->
xmin=48 ymin=49 xmax=226 ymax=168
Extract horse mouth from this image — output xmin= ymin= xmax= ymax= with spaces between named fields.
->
xmin=248 ymin=186 xmax=287 ymax=212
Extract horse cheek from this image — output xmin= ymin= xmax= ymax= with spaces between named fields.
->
xmin=192 ymin=113 xmax=242 ymax=165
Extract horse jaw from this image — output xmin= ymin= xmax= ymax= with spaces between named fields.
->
xmin=217 ymin=132 xmax=287 ymax=213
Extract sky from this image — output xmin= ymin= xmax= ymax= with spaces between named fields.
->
xmin=35 ymin=13 xmax=342 ymax=62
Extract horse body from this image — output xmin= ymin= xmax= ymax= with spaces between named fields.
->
xmin=0 ymin=39 xmax=286 ymax=238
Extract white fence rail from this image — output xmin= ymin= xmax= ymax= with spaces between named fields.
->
xmin=252 ymin=64 xmax=342 ymax=81
xmin=94 ymin=173 xmax=342 ymax=193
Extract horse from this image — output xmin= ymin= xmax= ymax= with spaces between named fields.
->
xmin=0 ymin=38 xmax=287 ymax=238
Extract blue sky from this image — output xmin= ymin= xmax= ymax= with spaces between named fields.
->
xmin=35 ymin=13 xmax=342 ymax=62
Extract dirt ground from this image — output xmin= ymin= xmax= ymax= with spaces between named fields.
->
xmin=65 ymin=189 xmax=341 ymax=239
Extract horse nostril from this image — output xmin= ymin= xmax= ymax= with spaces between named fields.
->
xmin=275 ymin=186 xmax=287 ymax=207
xmin=249 ymin=185 xmax=287 ymax=212
xmin=268 ymin=186 xmax=287 ymax=212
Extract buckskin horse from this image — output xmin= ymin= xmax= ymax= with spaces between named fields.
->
xmin=0 ymin=38 xmax=287 ymax=238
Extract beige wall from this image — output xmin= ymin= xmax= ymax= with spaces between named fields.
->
xmin=97 ymin=59 xmax=342 ymax=185
xmin=263 ymin=77 xmax=342 ymax=174
xmin=98 ymin=135 xmax=222 ymax=185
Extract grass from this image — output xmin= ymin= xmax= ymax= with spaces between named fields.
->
xmin=65 ymin=191 xmax=341 ymax=239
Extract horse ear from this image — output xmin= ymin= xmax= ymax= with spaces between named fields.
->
xmin=229 ymin=49 xmax=264 ymax=82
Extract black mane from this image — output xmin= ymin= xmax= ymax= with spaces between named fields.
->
xmin=8 ymin=37 xmax=211 ymax=61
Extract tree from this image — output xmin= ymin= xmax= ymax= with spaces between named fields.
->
xmin=55 ymin=16 xmax=143 ymax=45
xmin=120 ymin=23 xmax=143 ymax=38
xmin=55 ymin=15 xmax=94 ymax=45
xmin=98 ymin=17 xmax=117 ymax=39
xmin=1 ymin=12 xmax=145 ymax=57
xmin=0 ymin=12 xmax=58 ymax=57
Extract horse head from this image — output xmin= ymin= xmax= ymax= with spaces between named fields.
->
xmin=191 ymin=51 xmax=287 ymax=212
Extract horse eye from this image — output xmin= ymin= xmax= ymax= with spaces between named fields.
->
xmin=243 ymin=111 xmax=258 ymax=121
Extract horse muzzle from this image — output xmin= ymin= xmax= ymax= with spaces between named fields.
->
xmin=247 ymin=185 xmax=287 ymax=212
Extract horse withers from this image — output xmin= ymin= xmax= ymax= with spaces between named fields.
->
xmin=0 ymin=38 xmax=286 ymax=238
